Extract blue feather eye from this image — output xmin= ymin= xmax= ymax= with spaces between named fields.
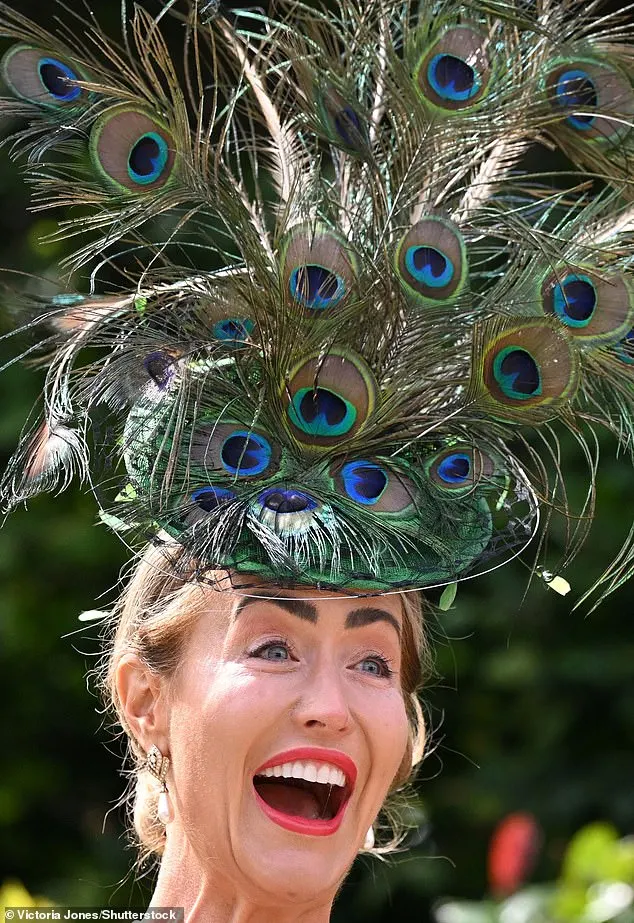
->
xmin=258 ymin=488 xmax=318 ymax=514
xmin=2 ymin=44 xmax=88 ymax=109
xmin=395 ymin=217 xmax=467 ymax=304
xmin=221 ymin=432 xmax=272 ymax=476
xmin=493 ymin=347 xmax=542 ymax=400
xmin=415 ymin=26 xmax=490 ymax=113
xmin=212 ymin=318 xmax=254 ymax=344
xmin=281 ymin=224 xmax=357 ymax=313
xmin=190 ymin=424 xmax=280 ymax=480
xmin=90 ymin=106 xmax=176 ymax=192
xmin=427 ymin=446 xmax=498 ymax=496
xmin=127 ymin=132 xmax=169 ymax=185
xmin=340 ymin=460 xmax=387 ymax=504
xmin=427 ymin=53 xmax=480 ymax=103
xmin=283 ymin=352 xmax=376 ymax=448
xmin=143 ymin=351 xmax=177 ymax=389
xmin=332 ymin=459 xmax=417 ymax=514
xmin=551 ymin=274 xmax=596 ymax=325
xmin=289 ymin=388 xmax=357 ymax=437
xmin=553 ymin=69 xmax=598 ymax=129
xmin=405 ymin=245 xmax=455 ymax=289
xmin=38 ymin=57 xmax=81 ymax=102
xmin=192 ymin=486 xmax=236 ymax=511
xmin=471 ymin=321 xmax=579 ymax=423
xmin=544 ymin=59 xmax=634 ymax=144
xmin=289 ymin=265 xmax=345 ymax=310
xmin=437 ymin=453 xmax=471 ymax=484
xmin=182 ymin=486 xmax=237 ymax=527
xmin=316 ymin=86 xmax=368 ymax=153
xmin=254 ymin=488 xmax=321 ymax=537
xmin=541 ymin=267 xmax=634 ymax=346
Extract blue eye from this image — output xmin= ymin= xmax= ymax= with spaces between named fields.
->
xmin=128 ymin=131 xmax=170 ymax=185
xmin=554 ymin=69 xmax=597 ymax=129
xmin=340 ymin=460 xmax=387 ymax=504
xmin=405 ymin=245 xmax=455 ymax=289
xmin=493 ymin=347 xmax=542 ymax=400
xmin=212 ymin=318 xmax=254 ymax=343
xmin=38 ymin=57 xmax=81 ymax=102
xmin=427 ymin=53 xmax=480 ymax=103
xmin=288 ymin=387 xmax=357 ymax=437
xmin=252 ymin=642 xmax=292 ymax=662
xmin=552 ymin=274 xmax=597 ymax=327
xmin=289 ymin=265 xmax=345 ymax=310
xmin=192 ymin=486 xmax=236 ymax=511
xmin=221 ymin=432 xmax=272 ymax=476
xmin=356 ymin=655 xmax=392 ymax=678
xmin=437 ymin=452 xmax=471 ymax=485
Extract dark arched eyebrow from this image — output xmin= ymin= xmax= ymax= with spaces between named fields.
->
xmin=233 ymin=595 xmax=401 ymax=637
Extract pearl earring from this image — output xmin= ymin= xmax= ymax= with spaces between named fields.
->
xmin=363 ymin=826 xmax=375 ymax=850
xmin=146 ymin=745 xmax=174 ymax=825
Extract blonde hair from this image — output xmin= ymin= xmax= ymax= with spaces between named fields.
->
xmin=100 ymin=543 xmax=431 ymax=865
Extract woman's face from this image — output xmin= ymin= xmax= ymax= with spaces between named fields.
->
xmin=160 ymin=586 xmax=410 ymax=906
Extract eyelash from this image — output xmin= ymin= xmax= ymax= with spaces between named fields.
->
xmin=248 ymin=639 xmax=394 ymax=678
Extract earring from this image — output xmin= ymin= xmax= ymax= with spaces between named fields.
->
xmin=363 ymin=826 xmax=375 ymax=850
xmin=146 ymin=745 xmax=174 ymax=825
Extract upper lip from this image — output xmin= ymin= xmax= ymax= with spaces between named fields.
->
xmin=254 ymin=747 xmax=358 ymax=790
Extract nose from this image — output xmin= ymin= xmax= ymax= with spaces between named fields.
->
xmin=292 ymin=657 xmax=352 ymax=735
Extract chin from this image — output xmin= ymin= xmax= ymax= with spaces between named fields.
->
xmin=230 ymin=799 xmax=361 ymax=904
xmin=234 ymin=838 xmax=355 ymax=905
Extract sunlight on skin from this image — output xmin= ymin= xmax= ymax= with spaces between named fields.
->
xmin=116 ymin=583 xmax=409 ymax=923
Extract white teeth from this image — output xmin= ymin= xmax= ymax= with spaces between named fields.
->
xmin=316 ymin=764 xmax=331 ymax=784
xmin=258 ymin=759 xmax=347 ymax=787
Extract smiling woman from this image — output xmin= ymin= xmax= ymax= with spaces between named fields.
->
xmin=103 ymin=544 xmax=428 ymax=918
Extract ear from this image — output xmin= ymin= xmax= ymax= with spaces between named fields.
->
xmin=115 ymin=653 xmax=170 ymax=755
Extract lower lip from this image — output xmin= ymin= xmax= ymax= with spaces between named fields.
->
xmin=254 ymin=787 xmax=348 ymax=836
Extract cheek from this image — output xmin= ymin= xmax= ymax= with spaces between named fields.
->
xmin=365 ymin=690 xmax=410 ymax=785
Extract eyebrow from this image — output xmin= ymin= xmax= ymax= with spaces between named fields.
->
xmin=233 ymin=595 xmax=401 ymax=637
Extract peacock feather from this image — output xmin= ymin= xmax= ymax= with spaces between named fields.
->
xmin=1 ymin=0 xmax=634 ymax=608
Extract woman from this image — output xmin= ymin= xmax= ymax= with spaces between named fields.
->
xmin=1 ymin=0 xmax=634 ymax=914
xmin=103 ymin=545 xmax=428 ymax=919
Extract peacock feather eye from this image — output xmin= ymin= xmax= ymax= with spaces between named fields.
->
xmin=316 ymin=85 xmax=368 ymax=153
xmin=415 ymin=26 xmax=491 ymax=113
xmin=182 ymin=486 xmax=237 ymax=527
xmin=211 ymin=318 xmax=255 ymax=345
xmin=493 ymin=347 xmax=542 ymax=401
xmin=469 ymin=320 xmax=580 ymax=423
xmin=2 ymin=44 xmax=88 ymax=109
xmin=190 ymin=423 xmax=280 ymax=480
xmin=544 ymin=58 xmax=634 ymax=143
xmin=427 ymin=446 xmax=496 ymax=496
xmin=395 ymin=217 xmax=467 ymax=304
xmin=143 ymin=351 xmax=177 ymax=390
xmin=331 ymin=459 xmax=417 ymax=514
xmin=281 ymin=223 xmax=357 ymax=312
xmin=283 ymin=351 xmax=377 ymax=448
xmin=253 ymin=487 xmax=322 ymax=537
xmin=541 ymin=267 xmax=634 ymax=346
xmin=90 ymin=105 xmax=176 ymax=192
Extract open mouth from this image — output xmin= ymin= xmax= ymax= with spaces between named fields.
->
xmin=254 ymin=776 xmax=347 ymax=821
xmin=252 ymin=754 xmax=355 ymax=836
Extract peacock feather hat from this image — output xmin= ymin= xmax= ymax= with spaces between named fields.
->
xmin=1 ymin=0 xmax=634 ymax=605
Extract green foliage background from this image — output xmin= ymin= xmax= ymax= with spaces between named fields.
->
xmin=0 ymin=2 xmax=633 ymax=919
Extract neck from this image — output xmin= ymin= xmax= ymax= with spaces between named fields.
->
xmin=150 ymin=835 xmax=337 ymax=923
